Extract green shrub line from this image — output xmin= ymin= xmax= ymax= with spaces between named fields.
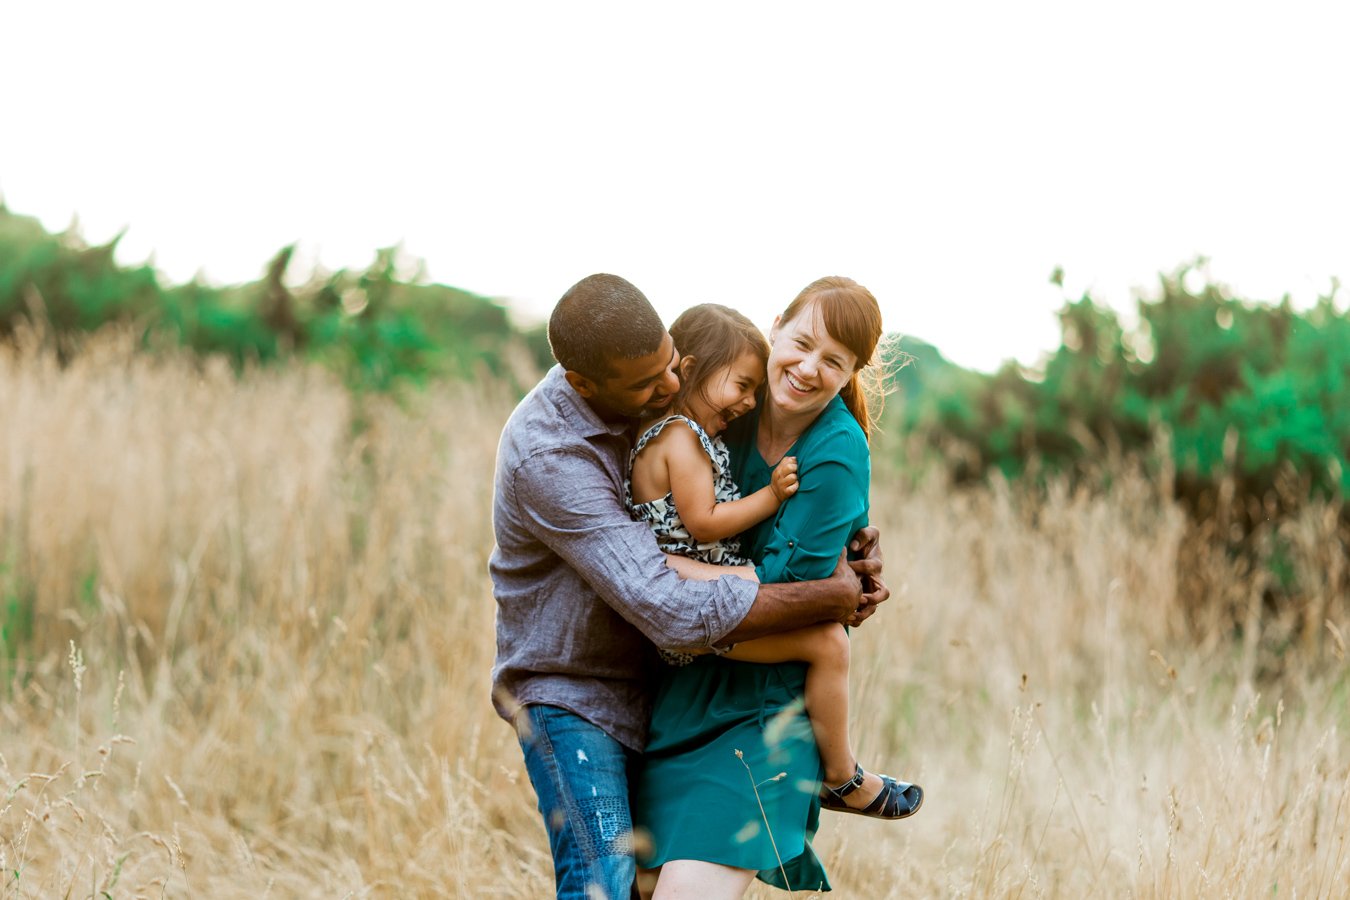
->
xmin=2 ymin=204 xmax=1348 ymax=669
xmin=896 ymin=263 xmax=1350 ymax=507
xmin=885 ymin=263 xmax=1349 ymax=653
xmin=7 ymin=204 xmax=1348 ymax=502
xmin=0 ymin=204 xmax=554 ymax=391
xmin=6 ymin=204 xmax=1347 ymax=507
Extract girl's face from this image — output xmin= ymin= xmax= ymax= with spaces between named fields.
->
xmin=681 ymin=348 xmax=766 ymax=436
xmin=766 ymin=301 xmax=858 ymax=420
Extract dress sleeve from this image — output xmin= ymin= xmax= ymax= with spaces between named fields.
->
xmin=754 ymin=428 xmax=869 ymax=584
xmin=513 ymin=448 xmax=757 ymax=646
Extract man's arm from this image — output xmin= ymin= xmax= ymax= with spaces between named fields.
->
xmin=661 ymin=551 xmax=864 ymax=644
xmin=722 ymin=551 xmax=863 ymax=643
xmin=513 ymin=448 xmax=757 ymax=649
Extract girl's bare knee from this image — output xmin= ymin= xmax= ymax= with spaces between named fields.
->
xmin=652 ymin=859 xmax=756 ymax=899
xmin=805 ymin=621 xmax=849 ymax=667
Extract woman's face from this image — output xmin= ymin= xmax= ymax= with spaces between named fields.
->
xmin=766 ymin=301 xmax=858 ymax=420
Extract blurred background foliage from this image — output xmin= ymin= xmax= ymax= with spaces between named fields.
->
xmin=3 ymin=202 xmax=1348 ymax=655
xmin=0 ymin=204 xmax=553 ymax=391
xmin=5 ymin=203 xmax=1347 ymax=511
xmin=898 ymin=264 xmax=1349 ymax=503
xmin=886 ymin=262 xmax=1349 ymax=658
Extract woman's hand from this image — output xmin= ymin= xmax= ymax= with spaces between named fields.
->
xmin=845 ymin=526 xmax=890 ymax=626
xmin=769 ymin=456 xmax=799 ymax=502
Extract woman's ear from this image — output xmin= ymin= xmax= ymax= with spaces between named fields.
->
xmin=678 ymin=355 xmax=697 ymax=381
xmin=769 ymin=316 xmax=782 ymax=340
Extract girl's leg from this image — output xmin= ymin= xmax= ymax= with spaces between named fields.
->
xmin=652 ymin=860 xmax=756 ymax=899
xmin=637 ymin=866 xmax=661 ymax=900
xmin=723 ymin=624 xmax=886 ymax=809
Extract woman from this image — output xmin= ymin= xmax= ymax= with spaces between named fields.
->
xmin=632 ymin=276 xmax=914 ymax=897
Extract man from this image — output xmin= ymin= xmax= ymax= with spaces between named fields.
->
xmin=490 ymin=273 xmax=889 ymax=900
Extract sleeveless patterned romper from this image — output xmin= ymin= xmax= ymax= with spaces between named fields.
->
xmin=626 ymin=415 xmax=749 ymax=665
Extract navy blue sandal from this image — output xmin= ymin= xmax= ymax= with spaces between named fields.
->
xmin=820 ymin=764 xmax=923 ymax=820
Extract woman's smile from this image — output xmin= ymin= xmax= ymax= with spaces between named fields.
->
xmin=784 ymin=371 xmax=816 ymax=394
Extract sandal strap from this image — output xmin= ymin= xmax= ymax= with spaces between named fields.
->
xmin=865 ymin=775 xmax=921 ymax=818
xmin=824 ymin=763 xmax=866 ymax=800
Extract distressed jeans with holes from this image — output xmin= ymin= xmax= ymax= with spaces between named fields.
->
xmin=516 ymin=704 xmax=638 ymax=900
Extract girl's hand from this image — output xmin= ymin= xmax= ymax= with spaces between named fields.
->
xmin=770 ymin=456 xmax=799 ymax=502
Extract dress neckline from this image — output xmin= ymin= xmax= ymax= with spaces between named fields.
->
xmin=753 ymin=416 xmax=809 ymax=468
xmin=750 ymin=395 xmax=846 ymax=467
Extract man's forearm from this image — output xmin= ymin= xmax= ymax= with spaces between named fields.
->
xmin=721 ymin=569 xmax=858 ymax=644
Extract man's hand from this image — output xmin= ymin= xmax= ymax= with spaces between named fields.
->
xmin=828 ymin=551 xmax=865 ymax=620
xmin=725 ymin=551 xmax=863 ymax=644
xmin=845 ymin=525 xmax=890 ymax=627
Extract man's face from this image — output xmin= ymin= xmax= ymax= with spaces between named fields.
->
xmin=569 ymin=333 xmax=681 ymax=422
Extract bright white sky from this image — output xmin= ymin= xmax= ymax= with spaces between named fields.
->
xmin=3 ymin=1 xmax=1347 ymax=372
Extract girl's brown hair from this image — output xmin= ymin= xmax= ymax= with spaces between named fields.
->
xmin=779 ymin=276 xmax=885 ymax=439
xmin=669 ymin=303 xmax=770 ymax=417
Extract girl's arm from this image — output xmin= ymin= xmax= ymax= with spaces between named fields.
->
xmin=664 ymin=425 xmax=797 ymax=543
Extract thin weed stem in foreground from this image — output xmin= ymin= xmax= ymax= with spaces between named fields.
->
xmin=736 ymin=748 xmax=793 ymax=899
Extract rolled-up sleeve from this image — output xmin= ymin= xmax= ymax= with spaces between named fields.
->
xmin=512 ymin=448 xmax=757 ymax=647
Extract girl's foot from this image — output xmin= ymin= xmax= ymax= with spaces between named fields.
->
xmin=823 ymin=767 xmax=886 ymax=809
xmin=820 ymin=764 xmax=923 ymax=820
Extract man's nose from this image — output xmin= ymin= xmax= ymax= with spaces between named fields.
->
xmin=660 ymin=367 xmax=680 ymax=394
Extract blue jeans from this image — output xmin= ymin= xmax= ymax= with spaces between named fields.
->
xmin=516 ymin=704 xmax=638 ymax=900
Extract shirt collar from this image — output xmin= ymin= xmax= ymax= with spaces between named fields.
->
xmin=543 ymin=365 xmax=633 ymax=441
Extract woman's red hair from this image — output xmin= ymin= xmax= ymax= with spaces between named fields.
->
xmin=779 ymin=276 xmax=884 ymax=439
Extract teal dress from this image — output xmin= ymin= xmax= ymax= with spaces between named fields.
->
xmin=632 ymin=395 xmax=870 ymax=893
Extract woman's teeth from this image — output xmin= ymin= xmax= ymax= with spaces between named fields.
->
xmin=786 ymin=373 xmax=811 ymax=392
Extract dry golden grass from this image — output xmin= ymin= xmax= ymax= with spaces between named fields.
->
xmin=2 ymin=331 xmax=1347 ymax=898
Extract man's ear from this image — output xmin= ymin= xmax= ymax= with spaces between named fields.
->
xmin=678 ymin=354 xmax=697 ymax=381
xmin=563 ymin=370 xmax=598 ymax=399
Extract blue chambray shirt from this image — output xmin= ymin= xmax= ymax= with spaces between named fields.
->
xmin=489 ymin=366 xmax=758 ymax=750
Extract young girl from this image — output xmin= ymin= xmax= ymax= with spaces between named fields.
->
xmin=627 ymin=302 xmax=920 ymax=820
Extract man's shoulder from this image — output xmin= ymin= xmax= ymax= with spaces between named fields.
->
xmin=499 ymin=370 xmax=605 ymax=471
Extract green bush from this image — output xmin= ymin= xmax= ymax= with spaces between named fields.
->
xmin=901 ymin=264 xmax=1350 ymax=505
xmin=0 ymin=204 xmax=553 ymax=390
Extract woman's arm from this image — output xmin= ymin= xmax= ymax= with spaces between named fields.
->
xmin=755 ymin=429 xmax=869 ymax=585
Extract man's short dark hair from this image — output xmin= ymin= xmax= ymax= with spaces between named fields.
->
xmin=548 ymin=274 xmax=667 ymax=381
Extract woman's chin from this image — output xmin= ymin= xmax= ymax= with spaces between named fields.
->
xmin=769 ymin=386 xmax=825 ymax=417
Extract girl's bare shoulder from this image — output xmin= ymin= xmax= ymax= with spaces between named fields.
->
xmin=635 ymin=416 xmax=704 ymax=465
